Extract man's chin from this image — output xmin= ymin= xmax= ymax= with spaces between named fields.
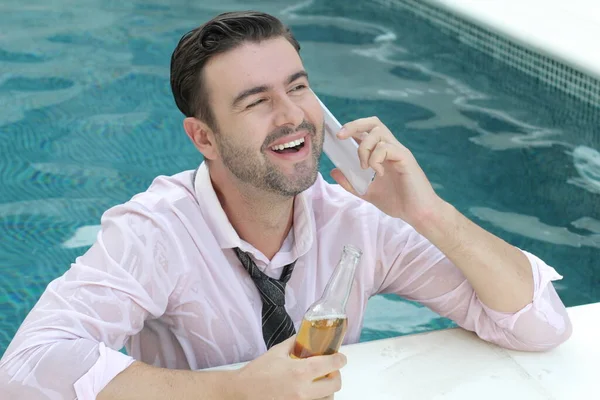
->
xmin=294 ymin=168 xmax=320 ymax=192
xmin=268 ymin=170 xmax=319 ymax=197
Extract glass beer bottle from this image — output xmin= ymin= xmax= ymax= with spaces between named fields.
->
xmin=291 ymin=244 xmax=362 ymax=359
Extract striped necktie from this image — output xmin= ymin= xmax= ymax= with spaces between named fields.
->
xmin=233 ymin=247 xmax=297 ymax=349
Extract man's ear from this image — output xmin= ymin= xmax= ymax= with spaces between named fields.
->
xmin=183 ymin=117 xmax=218 ymax=161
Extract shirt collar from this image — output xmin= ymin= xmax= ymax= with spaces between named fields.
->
xmin=193 ymin=161 xmax=315 ymax=261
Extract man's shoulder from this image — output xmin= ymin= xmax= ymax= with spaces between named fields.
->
xmin=102 ymin=169 xmax=197 ymax=224
xmin=130 ymin=170 xmax=197 ymax=211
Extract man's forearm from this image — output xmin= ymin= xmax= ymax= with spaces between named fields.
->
xmin=97 ymin=361 xmax=239 ymax=400
xmin=413 ymin=199 xmax=534 ymax=313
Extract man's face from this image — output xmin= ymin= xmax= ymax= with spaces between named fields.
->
xmin=202 ymin=37 xmax=324 ymax=197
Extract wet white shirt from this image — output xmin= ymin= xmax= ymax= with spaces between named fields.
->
xmin=0 ymin=162 xmax=572 ymax=400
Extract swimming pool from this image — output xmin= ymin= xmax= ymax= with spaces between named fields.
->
xmin=1 ymin=0 xmax=599 ymax=355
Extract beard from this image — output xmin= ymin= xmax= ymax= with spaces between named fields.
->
xmin=214 ymin=120 xmax=324 ymax=197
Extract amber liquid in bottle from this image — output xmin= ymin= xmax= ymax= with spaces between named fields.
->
xmin=291 ymin=245 xmax=362 ymax=359
xmin=291 ymin=316 xmax=348 ymax=358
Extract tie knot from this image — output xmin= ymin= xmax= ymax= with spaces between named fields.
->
xmin=233 ymin=248 xmax=296 ymax=306
xmin=233 ymin=248 xmax=295 ymax=282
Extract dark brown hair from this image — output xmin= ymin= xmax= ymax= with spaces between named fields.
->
xmin=170 ymin=11 xmax=301 ymax=130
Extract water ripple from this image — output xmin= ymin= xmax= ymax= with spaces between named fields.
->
xmin=568 ymin=145 xmax=600 ymax=194
xmin=0 ymin=77 xmax=74 ymax=92
xmin=470 ymin=207 xmax=600 ymax=249
xmin=0 ymin=48 xmax=45 ymax=63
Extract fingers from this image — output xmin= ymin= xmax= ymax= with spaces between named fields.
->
xmin=336 ymin=116 xmax=407 ymax=174
xmin=304 ymin=352 xmax=347 ymax=380
xmin=270 ymin=335 xmax=297 ymax=356
xmin=336 ymin=116 xmax=385 ymax=141
xmin=242 ymin=338 xmax=346 ymax=400
xmin=355 ymin=126 xmax=386 ymax=170
xmin=308 ymin=370 xmax=343 ymax=399
xmin=368 ymin=141 xmax=405 ymax=176
xmin=368 ymin=142 xmax=387 ymax=176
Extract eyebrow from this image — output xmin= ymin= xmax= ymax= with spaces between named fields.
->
xmin=231 ymin=70 xmax=309 ymax=108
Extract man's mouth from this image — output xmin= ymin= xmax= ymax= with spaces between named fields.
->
xmin=270 ymin=137 xmax=306 ymax=154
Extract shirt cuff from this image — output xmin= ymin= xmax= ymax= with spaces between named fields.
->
xmin=479 ymin=249 xmax=564 ymax=330
xmin=73 ymin=342 xmax=136 ymax=400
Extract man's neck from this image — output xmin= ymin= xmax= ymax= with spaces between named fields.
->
xmin=209 ymin=166 xmax=294 ymax=260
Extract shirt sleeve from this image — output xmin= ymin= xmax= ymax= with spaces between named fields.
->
xmin=372 ymin=215 xmax=573 ymax=352
xmin=0 ymin=201 xmax=182 ymax=400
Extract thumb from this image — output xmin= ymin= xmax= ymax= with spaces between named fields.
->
xmin=330 ymin=168 xmax=360 ymax=197
xmin=270 ymin=335 xmax=297 ymax=355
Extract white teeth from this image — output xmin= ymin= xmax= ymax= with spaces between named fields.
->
xmin=271 ymin=137 xmax=305 ymax=151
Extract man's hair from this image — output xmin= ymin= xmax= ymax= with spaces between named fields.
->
xmin=170 ymin=11 xmax=301 ymax=130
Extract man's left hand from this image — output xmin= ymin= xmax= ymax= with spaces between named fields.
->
xmin=331 ymin=117 xmax=542 ymax=318
xmin=330 ymin=116 xmax=442 ymax=227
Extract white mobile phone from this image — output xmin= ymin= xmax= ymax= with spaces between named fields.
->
xmin=316 ymin=95 xmax=376 ymax=195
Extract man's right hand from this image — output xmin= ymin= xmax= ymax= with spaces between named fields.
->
xmin=233 ymin=336 xmax=347 ymax=399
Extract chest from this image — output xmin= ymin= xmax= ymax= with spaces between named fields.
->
xmin=161 ymin=249 xmax=373 ymax=366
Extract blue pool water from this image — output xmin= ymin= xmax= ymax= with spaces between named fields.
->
xmin=1 ymin=0 xmax=599 ymax=355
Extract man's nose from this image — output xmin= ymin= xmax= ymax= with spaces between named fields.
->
xmin=273 ymin=95 xmax=304 ymax=129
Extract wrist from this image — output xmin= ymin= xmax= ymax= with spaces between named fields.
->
xmin=410 ymin=198 xmax=455 ymax=236
xmin=411 ymin=199 xmax=465 ymax=255
xmin=221 ymin=369 xmax=248 ymax=400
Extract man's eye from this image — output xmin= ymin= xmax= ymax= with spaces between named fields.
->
xmin=247 ymin=99 xmax=266 ymax=108
xmin=291 ymin=84 xmax=307 ymax=92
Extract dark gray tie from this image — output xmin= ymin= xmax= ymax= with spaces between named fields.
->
xmin=233 ymin=247 xmax=296 ymax=349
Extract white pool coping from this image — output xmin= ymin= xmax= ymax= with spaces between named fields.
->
xmin=209 ymin=302 xmax=600 ymax=399
xmin=424 ymin=0 xmax=600 ymax=80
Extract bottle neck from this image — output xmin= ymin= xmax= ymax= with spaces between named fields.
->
xmin=320 ymin=246 xmax=361 ymax=312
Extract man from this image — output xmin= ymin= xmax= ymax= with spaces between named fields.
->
xmin=0 ymin=10 xmax=572 ymax=400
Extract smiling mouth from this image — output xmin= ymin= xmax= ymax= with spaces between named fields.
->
xmin=270 ymin=137 xmax=306 ymax=154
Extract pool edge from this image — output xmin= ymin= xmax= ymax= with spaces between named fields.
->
xmin=372 ymin=0 xmax=600 ymax=111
